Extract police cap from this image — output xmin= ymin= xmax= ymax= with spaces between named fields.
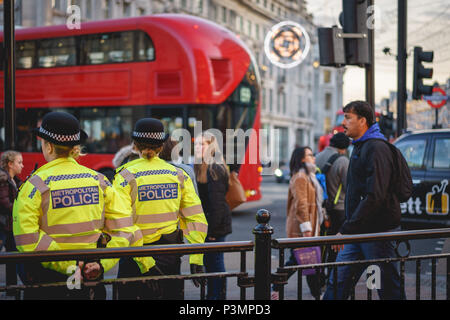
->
xmin=33 ymin=111 xmax=88 ymax=146
xmin=132 ymin=118 xmax=169 ymax=145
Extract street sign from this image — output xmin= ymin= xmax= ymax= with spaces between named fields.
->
xmin=423 ymin=87 xmax=448 ymax=109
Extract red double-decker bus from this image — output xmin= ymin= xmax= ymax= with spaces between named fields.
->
xmin=0 ymin=14 xmax=262 ymax=201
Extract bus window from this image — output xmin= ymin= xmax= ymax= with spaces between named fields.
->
xmin=216 ymin=104 xmax=233 ymax=133
xmin=17 ymin=40 xmax=36 ymax=69
xmin=136 ymin=31 xmax=155 ymax=61
xmin=335 ymin=113 xmax=345 ymax=128
xmin=150 ymin=107 xmax=184 ymax=134
xmin=0 ymin=108 xmax=50 ymax=152
xmin=189 ymin=106 xmax=214 ymax=135
xmin=78 ymin=107 xmax=137 ymax=154
xmin=83 ymin=31 xmax=134 ymax=65
xmin=38 ymin=37 xmax=76 ymax=68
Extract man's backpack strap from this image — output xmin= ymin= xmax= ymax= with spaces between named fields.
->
xmin=334 ymin=184 xmax=342 ymax=205
xmin=321 ymin=153 xmax=343 ymax=175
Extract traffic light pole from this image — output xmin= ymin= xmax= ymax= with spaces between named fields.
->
xmin=365 ymin=0 xmax=375 ymax=109
xmin=3 ymin=0 xmax=16 ymax=150
xmin=397 ymin=0 xmax=407 ymax=137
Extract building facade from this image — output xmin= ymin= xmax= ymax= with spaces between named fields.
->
xmin=6 ymin=0 xmax=344 ymax=161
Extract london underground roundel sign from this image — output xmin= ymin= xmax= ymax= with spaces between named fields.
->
xmin=425 ymin=87 xmax=448 ymax=109
xmin=264 ymin=21 xmax=311 ymax=69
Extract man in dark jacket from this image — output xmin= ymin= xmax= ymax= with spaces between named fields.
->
xmin=323 ymin=101 xmax=405 ymax=300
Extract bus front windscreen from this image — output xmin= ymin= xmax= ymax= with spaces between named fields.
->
xmin=187 ymin=60 xmax=260 ymax=170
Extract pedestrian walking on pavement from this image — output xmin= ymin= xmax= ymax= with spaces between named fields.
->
xmin=114 ymin=118 xmax=208 ymax=300
xmin=13 ymin=111 xmax=152 ymax=300
xmin=315 ymin=132 xmax=350 ymax=265
xmin=194 ymin=131 xmax=232 ymax=300
xmin=323 ymin=100 xmax=406 ymax=300
xmin=272 ymin=146 xmax=325 ymax=300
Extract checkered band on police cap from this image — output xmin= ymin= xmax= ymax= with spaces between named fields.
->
xmin=32 ymin=111 xmax=88 ymax=146
xmin=132 ymin=131 xmax=166 ymax=140
xmin=39 ymin=127 xmax=80 ymax=143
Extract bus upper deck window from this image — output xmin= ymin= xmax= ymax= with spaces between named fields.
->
xmin=83 ymin=31 xmax=133 ymax=65
xmin=16 ymin=40 xmax=36 ymax=69
xmin=38 ymin=37 xmax=76 ymax=68
xmin=136 ymin=31 xmax=155 ymax=61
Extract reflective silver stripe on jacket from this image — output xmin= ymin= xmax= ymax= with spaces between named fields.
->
xmin=119 ymin=169 xmax=138 ymax=222
xmin=14 ymin=232 xmax=40 ymax=246
xmin=52 ymin=233 xmax=101 ymax=244
xmin=182 ymin=222 xmax=208 ymax=235
xmin=180 ymin=204 xmax=204 ymax=218
xmin=105 ymin=217 xmax=134 ymax=230
xmin=35 ymin=234 xmax=53 ymax=251
xmin=135 ymin=212 xmax=178 ymax=225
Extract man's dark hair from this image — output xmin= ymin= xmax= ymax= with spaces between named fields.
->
xmin=342 ymin=100 xmax=375 ymax=127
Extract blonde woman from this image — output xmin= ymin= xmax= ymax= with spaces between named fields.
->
xmin=194 ymin=131 xmax=231 ymax=300
xmin=13 ymin=111 xmax=151 ymax=299
xmin=0 ymin=150 xmax=23 ymax=254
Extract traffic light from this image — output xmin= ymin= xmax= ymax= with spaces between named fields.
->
xmin=379 ymin=112 xmax=394 ymax=139
xmin=318 ymin=0 xmax=371 ymax=67
xmin=340 ymin=0 xmax=370 ymax=66
xmin=318 ymin=26 xmax=346 ymax=67
xmin=412 ymin=46 xmax=434 ymax=100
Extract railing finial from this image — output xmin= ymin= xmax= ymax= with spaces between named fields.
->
xmin=253 ymin=209 xmax=273 ymax=235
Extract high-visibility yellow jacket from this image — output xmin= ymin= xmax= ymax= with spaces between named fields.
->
xmin=113 ymin=156 xmax=208 ymax=265
xmin=13 ymin=157 xmax=155 ymax=275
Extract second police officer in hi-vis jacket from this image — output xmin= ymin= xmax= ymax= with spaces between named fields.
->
xmin=13 ymin=111 xmax=155 ymax=299
xmin=114 ymin=118 xmax=208 ymax=300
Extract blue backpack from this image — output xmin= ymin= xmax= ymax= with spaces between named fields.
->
xmin=315 ymin=171 xmax=328 ymax=201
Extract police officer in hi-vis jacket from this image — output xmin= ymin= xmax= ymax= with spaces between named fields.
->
xmin=114 ymin=118 xmax=208 ymax=300
xmin=13 ymin=111 xmax=155 ymax=299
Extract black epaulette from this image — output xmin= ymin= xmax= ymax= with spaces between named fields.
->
xmin=115 ymin=166 xmax=125 ymax=175
xmin=17 ymin=163 xmax=39 ymax=199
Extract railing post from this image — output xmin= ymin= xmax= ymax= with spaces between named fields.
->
xmin=253 ymin=209 xmax=273 ymax=300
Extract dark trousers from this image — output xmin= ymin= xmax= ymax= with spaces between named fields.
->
xmin=323 ymin=209 xmax=346 ymax=264
xmin=0 ymin=229 xmax=18 ymax=291
xmin=323 ymin=228 xmax=406 ymax=300
xmin=117 ymin=231 xmax=184 ymax=300
xmin=19 ymin=262 xmax=106 ymax=300
xmin=204 ymin=236 xmax=227 ymax=300
xmin=272 ymin=249 xmax=323 ymax=300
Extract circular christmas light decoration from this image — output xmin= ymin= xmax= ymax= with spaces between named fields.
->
xmin=264 ymin=21 xmax=311 ymax=69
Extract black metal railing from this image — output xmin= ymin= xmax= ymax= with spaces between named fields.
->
xmin=272 ymin=222 xmax=450 ymax=300
xmin=1 ymin=209 xmax=450 ymax=300
xmin=0 ymin=240 xmax=254 ymax=300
